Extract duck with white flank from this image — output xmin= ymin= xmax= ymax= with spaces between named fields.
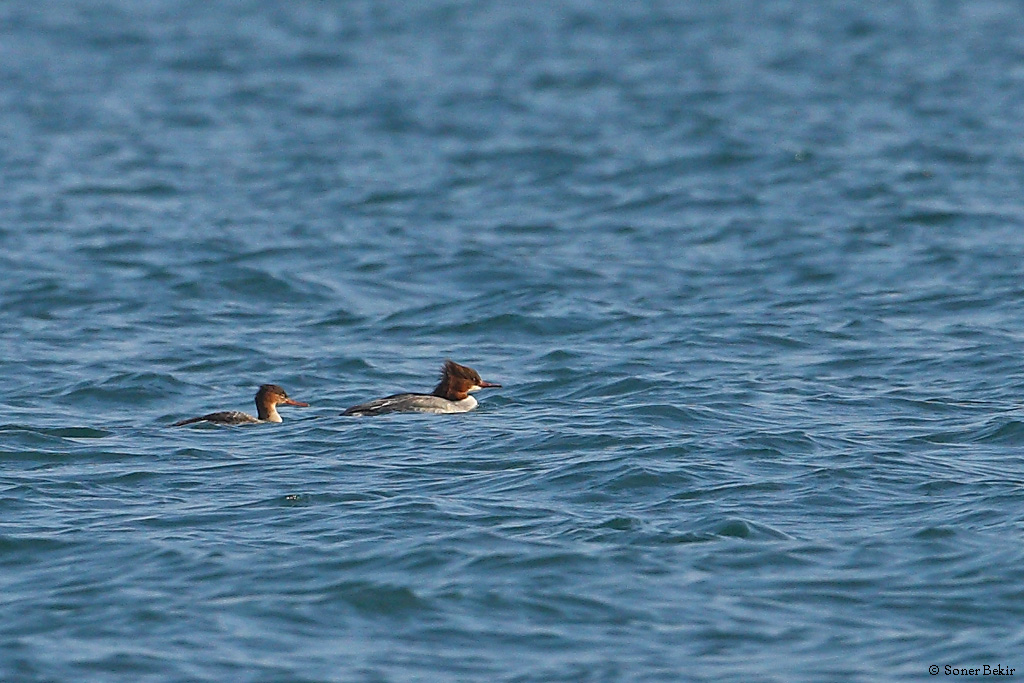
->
xmin=341 ymin=360 xmax=501 ymax=416
xmin=173 ymin=384 xmax=309 ymax=426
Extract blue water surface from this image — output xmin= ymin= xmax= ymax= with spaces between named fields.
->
xmin=3 ymin=1 xmax=1024 ymax=681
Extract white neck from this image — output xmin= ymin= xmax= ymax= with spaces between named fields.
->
xmin=452 ymin=395 xmax=478 ymax=411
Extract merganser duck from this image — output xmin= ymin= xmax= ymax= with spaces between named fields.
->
xmin=341 ymin=360 xmax=501 ymax=416
xmin=172 ymin=384 xmax=309 ymax=426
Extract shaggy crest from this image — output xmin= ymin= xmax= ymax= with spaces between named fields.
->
xmin=432 ymin=360 xmax=485 ymax=399
xmin=440 ymin=360 xmax=482 ymax=383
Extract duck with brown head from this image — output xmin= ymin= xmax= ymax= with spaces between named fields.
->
xmin=341 ymin=360 xmax=501 ymax=416
xmin=173 ymin=384 xmax=309 ymax=426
